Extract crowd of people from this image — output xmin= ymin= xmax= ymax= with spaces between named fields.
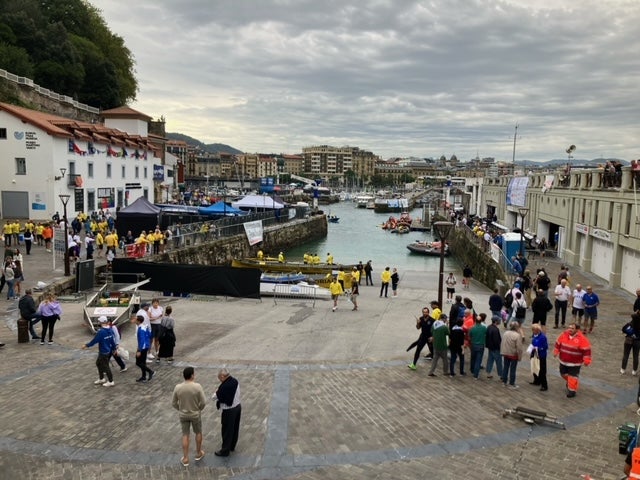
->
xmin=405 ymin=259 xmax=610 ymax=399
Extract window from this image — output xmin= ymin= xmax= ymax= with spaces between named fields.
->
xmin=0 ymin=128 xmax=6 ymax=139
xmin=15 ymin=157 xmax=26 ymax=175
xmin=143 ymin=188 xmax=149 ymax=200
xmin=87 ymin=190 xmax=95 ymax=211
xmin=88 ymin=162 xmax=94 ymax=179
xmin=69 ymin=161 xmax=76 ymax=175
xmin=106 ymin=163 xmax=112 ymax=178
xmin=121 ymin=165 xmax=126 ymax=178
xmin=143 ymin=167 xmax=147 ymax=179
xmin=135 ymin=166 xmax=139 ymax=178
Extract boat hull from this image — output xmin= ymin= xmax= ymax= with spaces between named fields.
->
xmin=232 ymin=258 xmax=357 ymax=275
xmin=406 ymin=243 xmax=450 ymax=256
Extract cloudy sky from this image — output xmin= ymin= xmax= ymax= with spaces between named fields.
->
xmin=91 ymin=0 xmax=639 ymax=162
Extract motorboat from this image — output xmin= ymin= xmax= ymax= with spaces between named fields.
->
xmin=406 ymin=240 xmax=450 ymax=256
xmin=328 ymin=215 xmax=340 ymax=223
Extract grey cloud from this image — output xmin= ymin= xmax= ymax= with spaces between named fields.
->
xmin=91 ymin=0 xmax=640 ymax=161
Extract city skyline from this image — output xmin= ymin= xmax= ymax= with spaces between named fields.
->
xmin=92 ymin=0 xmax=640 ymax=162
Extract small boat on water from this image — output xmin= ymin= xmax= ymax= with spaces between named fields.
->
xmin=83 ymin=277 xmax=150 ymax=333
xmin=391 ymin=225 xmax=410 ymax=234
xmin=406 ymin=240 xmax=450 ymax=256
xmin=354 ymin=194 xmax=375 ymax=208
xmin=232 ymin=258 xmax=357 ymax=275
xmin=328 ymin=215 xmax=340 ymax=223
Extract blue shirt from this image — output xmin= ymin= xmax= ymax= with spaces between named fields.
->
xmin=531 ymin=332 xmax=548 ymax=359
xmin=85 ymin=328 xmax=116 ymax=355
xmin=583 ymin=292 xmax=599 ymax=314
xmin=137 ymin=324 xmax=151 ymax=351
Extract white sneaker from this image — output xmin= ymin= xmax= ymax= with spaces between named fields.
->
xmin=621 ymin=368 xmax=626 ymax=374
xmin=332 ymin=307 xmax=337 ymax=312
xmin=94 ymin=378 xmax=106 ymax=384
xmin=148 ymin=353 xmax=155 ymax=359
xmin=102 ymin=381 xmax=115 ymax=387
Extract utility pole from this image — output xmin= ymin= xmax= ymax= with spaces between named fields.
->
xmin=512 ymin=123 xmax=518 ymax=165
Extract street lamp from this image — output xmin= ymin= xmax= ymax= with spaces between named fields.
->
xmin=433 ymin=221 xmax=454 ymax=307
xmin=517 ymin=207 xmax=530 ymax=257
xmin=59 ymin=194 xmax=71 ymax=276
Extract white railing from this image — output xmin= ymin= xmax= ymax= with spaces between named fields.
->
xmin=0 ymin=68 xmax=100 ymax=114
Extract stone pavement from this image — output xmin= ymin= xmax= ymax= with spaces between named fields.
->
xmin=0 ymin=241 xmax=638 ymax=480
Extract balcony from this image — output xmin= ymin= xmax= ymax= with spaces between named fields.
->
xmin=67 ymin=174 xmax=83 ymax=188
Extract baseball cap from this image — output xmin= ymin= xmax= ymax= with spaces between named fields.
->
xmin=98 ymin=315 xmax=108 ymax=323
xmin=141 ymin=302 xmax=150 ymax=308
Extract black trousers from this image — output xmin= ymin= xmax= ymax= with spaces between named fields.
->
xmin=220 ymin=404 xmax=242 ymax=453
xmin=380 ymin=282 xmax=389 ymax=297
xmin=96 ymin=353 xmax=113 ymax=382
xmin=135 ymin=349 xmax=153 ymax=379
xmin=554 ymin=300 xmax=568 ymax=326
xmin=532 ymin=356 xmax=548 ymax=389
xmin=407 ymin=335 xmax=431 ymax=365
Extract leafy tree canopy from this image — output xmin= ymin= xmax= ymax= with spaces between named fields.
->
xmin=0 ymin=0 xmax=137 ymax=108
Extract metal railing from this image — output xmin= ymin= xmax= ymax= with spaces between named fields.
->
xmin=123 ymin=206 xmax=313 ymax=256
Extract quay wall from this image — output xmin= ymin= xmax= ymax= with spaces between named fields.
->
xmin=449 ymin=227 xmax=509 ymax=294
xmin=150 ymin=214 xmax=327 ymax=266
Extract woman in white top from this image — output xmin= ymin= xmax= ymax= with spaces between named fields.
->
xmin=148 ymin=298 xmax=164 ymax=358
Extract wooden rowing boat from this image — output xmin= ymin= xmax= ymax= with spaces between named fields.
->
xmin=232 ymin=258 xmax=357 ymax=274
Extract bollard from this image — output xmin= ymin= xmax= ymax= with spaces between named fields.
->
xmin=17 ymin=317 xmax=29 ymax=343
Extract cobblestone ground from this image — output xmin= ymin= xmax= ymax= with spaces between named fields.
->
xmin=0 ymin=245 xmax=637 ymax=479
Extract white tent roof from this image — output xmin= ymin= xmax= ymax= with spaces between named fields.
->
xmin=232 ymin=195 xmax=285 ymax=209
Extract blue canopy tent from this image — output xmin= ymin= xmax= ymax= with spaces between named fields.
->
xmin=198 ymin=201 xmax=246 ymax=217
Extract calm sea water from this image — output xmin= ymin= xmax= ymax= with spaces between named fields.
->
xmin=286 ymin=201 xmax=460 ymax=273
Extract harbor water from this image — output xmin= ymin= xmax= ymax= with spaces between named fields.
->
xmin=286 ymin=201 xmax=460 ymax=274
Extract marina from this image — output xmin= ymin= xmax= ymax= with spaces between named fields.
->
xmin=285 ymin=201 xmax=458 ymax=273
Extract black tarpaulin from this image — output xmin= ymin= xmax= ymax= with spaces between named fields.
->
xmin=112 ymin=258 xmax=261 ymax=299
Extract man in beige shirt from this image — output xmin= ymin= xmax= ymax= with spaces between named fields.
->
xmin=172 ymin=366 xmax=206 ymax=467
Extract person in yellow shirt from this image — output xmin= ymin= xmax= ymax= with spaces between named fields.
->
xmin=302 ymin=252 xmax=309 ymax=264
xmin=278 ymin=252 xmax=285 ymax=263
xmin=105 ymin=231 xmax=118 ymax=255
xmin=337 ymin=268 xmax=346 ymax=291
xmin=35 ymin=223 xmax=45 ymax=246
xmin=257 ymin=250 xmax=264 ymax=260
xmin=312 ymin=253 xmax=320 ymax=264
xmin=380 ymin=266 xmax=392 ymax=298
xmin=11 ymin=220 xmax=20 ymax=246
xmin=329 ymin=276 xmax=344 ymax=312
xmin=95 ymin=231 xmax=104 ymax=257
xmin=351 ymin=266 xmax=360 ymax=284
xmin=3 ymin=221 xmax=12 ymax=247
xmin=326 ymin=252 xmax=334 ymax=265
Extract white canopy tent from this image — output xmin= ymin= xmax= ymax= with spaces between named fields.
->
xmin=232 ymin=195 xmax=285 ymax=210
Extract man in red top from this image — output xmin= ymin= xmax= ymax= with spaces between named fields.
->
xmin=553 ymin=323 xmax=592 ymax=397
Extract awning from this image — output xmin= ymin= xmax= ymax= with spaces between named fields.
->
xmin=490 ymin=222 xmax=510 ymax=232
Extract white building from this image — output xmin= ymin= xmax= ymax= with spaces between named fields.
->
xmin=0 ymin=103 xmax=165 ymax=219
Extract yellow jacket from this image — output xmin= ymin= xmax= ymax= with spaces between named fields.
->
xmin=381 ymin=270 xmax=392 ymax=283
xmin=329 ymin=281 xmax=344 ymax=296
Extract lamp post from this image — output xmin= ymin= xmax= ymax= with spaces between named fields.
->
xmin=433 ymin=221 xmax=454 ymax=307
xmin=59 ymin=194 xmax=71 ymax=276
xmin=517 ymin=207 xmax=529 ymax=257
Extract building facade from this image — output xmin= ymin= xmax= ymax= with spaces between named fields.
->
xmin=482 ymin=167 xmax=640 ymax=294
xmin=0 ymin=103 xmax=164 ymax=219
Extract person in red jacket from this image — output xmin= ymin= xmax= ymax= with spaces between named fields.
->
xmin=553 ymin=323 xmax=592 ymax=397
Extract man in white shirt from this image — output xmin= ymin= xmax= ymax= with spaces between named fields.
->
xmin=571 ymin=284 xmax=586 ymax=327
xmin=553 ymin=279 xmax=572 ymax=328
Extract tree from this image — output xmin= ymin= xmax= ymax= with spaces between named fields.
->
xmin=0 ymin=0 xmax=137 ymax=107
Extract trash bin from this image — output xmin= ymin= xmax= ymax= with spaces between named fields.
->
xmin=17 ymin=317 xmax=29 ymax=343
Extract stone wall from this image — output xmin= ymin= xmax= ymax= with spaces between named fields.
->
xmin=0 ymin=77 xmax=100 ymax=123
xmin=449 ymin=228 xmax=509 ymax=294
xmin=145 ymin=214 xmax=327 ymax=266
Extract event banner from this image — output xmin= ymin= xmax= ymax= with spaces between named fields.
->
xmin=243 ymin=220 xmax=264 ymax=246
xmin=506 ymin=176 xmax=529 ymax=206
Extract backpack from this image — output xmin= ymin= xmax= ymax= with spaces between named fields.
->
xmin=504 ymin=291 xmax=514 ymax=307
